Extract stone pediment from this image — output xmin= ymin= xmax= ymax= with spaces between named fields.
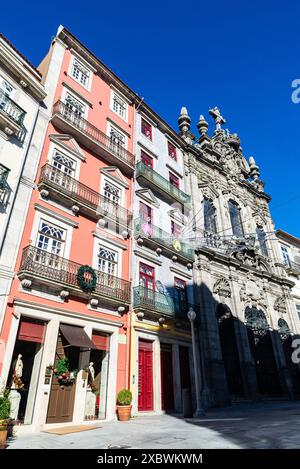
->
xmin=49 ymin=134 xmax=85 ymax=160
xmin=101 ymin=166 xmax=129 ymax=188
xmin=135 ymin=188 xmax=160 ymax=208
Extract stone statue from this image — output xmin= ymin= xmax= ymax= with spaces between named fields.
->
xmin=89 ymin=362 xmax=95 ymax=383
xmin=15 ymin=354 xmax=23 ymax=378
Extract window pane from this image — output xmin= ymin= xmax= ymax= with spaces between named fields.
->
xmin=203 ymin=199 xmax=217 ymax=234
xmin=228 ymin=201 xmax=244 ymax=237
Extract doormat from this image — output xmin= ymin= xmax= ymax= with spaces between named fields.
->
xmin=43 ymin=425 xmax=101 ymax=435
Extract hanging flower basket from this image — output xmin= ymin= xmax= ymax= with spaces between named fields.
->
xmin=51 ymin=357 xmax=77 ymax=386
xmin=77 ymin=265 xmax=97 ymax=293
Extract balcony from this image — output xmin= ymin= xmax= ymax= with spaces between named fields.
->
xmin=0 ymin=165 xmax=10 ymax=206
xmin=283 ymin=259 xmax=300 ymax=277
xmin=38 ymin=164 xmax=132 ymax=228
xmin=18 ymin=245 xmax=131 ymax=306
xmin=136 ymin=161 xmax=191 ymax=206
xmin=133 ymin=286 xmax=196 ymax=322
xmin=51 ymin=101 xmax=135 ymax=174
xmin=134 ymin=217 xmax=194 ymax=265
xmin=0 ymin=90 xmax=26 ymax=137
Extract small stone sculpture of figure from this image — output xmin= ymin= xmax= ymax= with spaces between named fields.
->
xmin=15 ymin=354 xmax=23 ymax=378
xmin=89 ymin=362 xmax=95 ymax=383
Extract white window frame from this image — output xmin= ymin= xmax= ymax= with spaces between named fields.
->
xmin=36 ymin=219 xmax=67 ymax=257
xmin=281 ymin=244 xmax=291 ymax=267
xmin=107 ymin=122 xmax=128 ymax=150
xmin=68 ymin=54 xmax=93 ymax=91
xmin=0 ymin=76 xmax=15 ymax=98
xmin=100 ymin=175 xmax=125 ymax=207
xmin=30 ymin=211 xmax=74 ymax=260
xmin=110 ymin=90 xmax=128 ymax=122
xmin=92 ymin=238 xmax=122 ymax=278
xmin=61 ymin=88 xmax=88 ymax=120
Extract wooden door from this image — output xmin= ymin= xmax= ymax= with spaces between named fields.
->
xmin=138 ymin=340 xmax=153 ymax=411
xmin=46 ymin=334 xmax=78 ymax=424
xmin=160 ymin=343 xmax=174 ymax=411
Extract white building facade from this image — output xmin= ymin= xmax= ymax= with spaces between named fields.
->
xmin=130 ymin=105 xmax=198 ymax=415
xmin=0 ymin=34 xmax=46 ymax=336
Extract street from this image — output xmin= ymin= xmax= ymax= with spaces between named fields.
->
xmin=6 ymin=401 xmax=300 ymax=449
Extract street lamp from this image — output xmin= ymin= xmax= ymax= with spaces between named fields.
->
xmin=188 ymin=306 xmax=205 ymax=417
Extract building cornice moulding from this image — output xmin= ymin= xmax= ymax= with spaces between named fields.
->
xmin=34 ymin=203 xmax=79 ymax=228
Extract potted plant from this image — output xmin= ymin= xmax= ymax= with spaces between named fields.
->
xmin=0 ymin=390 xmax=11 ymax=447
xmin=116 ymin=389 xmax=132 ymax=421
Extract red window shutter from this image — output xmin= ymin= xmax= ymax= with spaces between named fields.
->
xmin=168 ymin=142 xmax=177 ymax=160
xmin=169 ymin=172 xmax=179 ymax=189
xmin=141 ymin=119 xmax=152 ymax=140
xmin=92 ymin=332 xmax=110 ymax=351
xmin=139 ymin=202 xmax=152 ymax=222
xmin=171 ymin=221 xmax=182 ymax=238
xmin=141 ymin=150 xmax=153 ymax=168
xmin=18 ymin=318 xmax=46 ymax=343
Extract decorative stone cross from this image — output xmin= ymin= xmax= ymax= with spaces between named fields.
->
xmin=209 ymin=107 xmax=226 ymax=131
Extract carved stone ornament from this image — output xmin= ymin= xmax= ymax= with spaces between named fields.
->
xmin=213 ymin=278 xmax=231 ymax=298
xmin=274 ymin=296 xmax=288 ymax=314
xmin=240 ymin=280 xmax=268 ymax=310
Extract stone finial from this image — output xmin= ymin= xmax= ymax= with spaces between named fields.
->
xmin=197 ymin=115 xmax=208 ymax=136
xmin=178 ymin=106 xmax=191 ymax=133
xmin=249 ymin=156 xmax=260 ymax=180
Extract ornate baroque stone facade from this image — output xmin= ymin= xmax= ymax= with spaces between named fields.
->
xmin=179 ymin=106 xmax=300 ymax=405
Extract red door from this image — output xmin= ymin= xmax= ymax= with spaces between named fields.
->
xmin=160 ymin=343 xmax=174 ymax=411
xmin=138 ymin=340 xmax=153 ymax=411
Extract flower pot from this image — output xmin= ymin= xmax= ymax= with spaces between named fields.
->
xmin=116 ymin=405 xmax=132 ymax=421
xmin=0 ymin=419 xmax=8 ymax=448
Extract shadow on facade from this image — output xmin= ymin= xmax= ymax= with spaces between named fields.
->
xmin=154 ymin=281 xmax=300 ymax=415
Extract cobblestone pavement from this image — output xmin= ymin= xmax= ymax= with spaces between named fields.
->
xmin=6 ymin=401 xmax=300 ymax=449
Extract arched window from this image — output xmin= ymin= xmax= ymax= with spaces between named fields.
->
xmin=256 ymin=227 xmax=268 ymax=257
xmin=203 ymin=198 xmax=217 ymax=234
xmin=228 ymin=200 xmax=244 ymax=237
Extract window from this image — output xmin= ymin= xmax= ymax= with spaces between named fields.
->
xmin=174 ymin=277 xmax=187 ymax=303
xmin=0 ymin=77 xmax=14 ymax=97
xmin=140 ymin=150 xmax=153 ymax=168
xmin=139 ymin=202 xmax=152 ymax=222
xmin=109 ymin=125 xmax=126 ymax=148
xmin=281 ymin=245 xmax=291 ymax=267
xmin=71 ymin=58 xmax=90 ymax=88
xmin=112 ymin=92 xmax=127 ymax=119
xmin=296 ymin=304 xmax=300 ymax=322
xmin=141 ymin=118 xmax=152 ymax=140
xmin=256 ymin=227 xmax=268 ymax=257
xmin=35 ymin=221 xmax=66 ymax=269
xmin=228 ymin=200 xmax=244 ymax=237
xmin=65 ymin=92 xmax=86 ymax=118
xmin=103 ymin=180 xmax=121 ymax=204
xmin=139 ymin=263 xmax=155 ymax=290
xmin=168 ymin=141 xmax=177 ymax=161
xmin=98 ymin=246 xmax=118 ymax=276
xmin=169 ymin=172 xmax=179 ymax=189
xmin=0 ymin=164 xmax=9 ymax=189
xmin=171 ymin=221 xmax=182 ymax=238
xmin=52 ymin=151 xmax=76 ymax=177
xmin=203 ymin=199 xmax=217 ymax=234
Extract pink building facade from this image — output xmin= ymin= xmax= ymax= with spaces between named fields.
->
xmin=0 ymin=26 xmax=137 ymax=432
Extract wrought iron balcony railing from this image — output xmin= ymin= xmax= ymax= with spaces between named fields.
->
xmin=0 ymin=165 xmax=9 ymax=191
xmin=136 ymin=161 xmax=191 ymax=205
xmin=133 ymin=285 xmax=195 ymax=320
xmin=0 ymin=90 xmax=26 ymax=125
xmin=134 ymin=217 xmax=194 ymax=261
xmin=52 ymin=101 xmax=135 ymax=171
xmin=38 ymin=164 xmax=132 ymax=227
xmin=19 ymin=245 xmax=131 ymax=303
xmin=282 ymin=259 xmax=300 ymax=275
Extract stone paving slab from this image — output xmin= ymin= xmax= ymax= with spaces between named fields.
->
xmin=6 ymin=401 xmax=300 ymax=449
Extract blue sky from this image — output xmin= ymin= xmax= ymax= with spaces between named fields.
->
xmin=2 ymin=0 xmax=300 ymax=236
